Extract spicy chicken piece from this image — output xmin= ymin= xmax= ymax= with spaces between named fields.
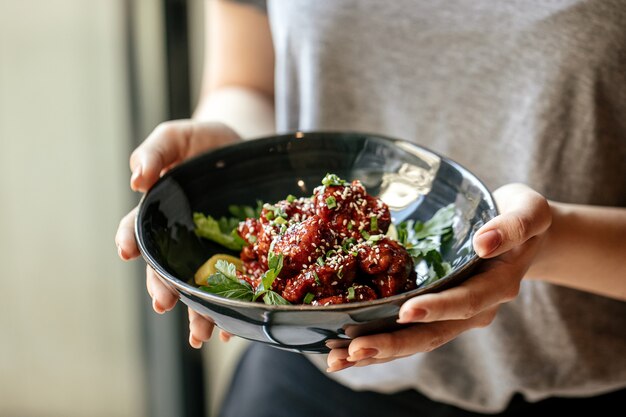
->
xmin=314 ymin=179 xmax=391 ymax=240
xmin=260 ymin=198 xmax=315 ymax=224
xmin=238 ymin=218 xmax=285 ymax=292
xmin=282 ymin=254 xmax=357 ymax=303
xmin=362 ymin=195 xmax=391 ymax=235
xmin=270 ymin=215 xmax=335 ymax=278
xmin=313 ymin=284 xmax=378 ymax=306
xmin=238 ymin=218 xmax=262 ymax=262
xmin=357 ymin=237 xmax=416 ymax=298
xmin=314 ymin=179 xmax=366 ymax=223
xmin=238 ymin=218 xmax=277 ymax=266
xmin=313 ymin=180 xmax=367 ymax=221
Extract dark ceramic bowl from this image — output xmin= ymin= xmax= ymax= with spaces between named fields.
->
xmin=135 ymin=131 xmax=498 ymax=353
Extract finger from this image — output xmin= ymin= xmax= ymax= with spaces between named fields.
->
xmin=397 ymin=261 xmax=516 ymax=323
xmin=115 ymin=207 xmax=140 ymax=261
xmin=347 ymin=307 xmax=498 ymax=363
xmin=397 ymin=235 xmax=542 ymax=324
xmin=129 ymin=121 xmax=240 ymax=193
xmin=350 ymin=353 xmax=412 ymax=368
xmin=219 ymin=330 xmax=233 ymax=342
xmin=188 ymin=308 xmax=215 ymax=349
xmin=326 ymin=347 xmax=354 ymax=372
xmin=130 ymin=121 xmax=193 ymax=192
xmin=146 ymin=265 xmax=178 ymax=314
xmin=473 ymin=183 xmax=551 ymax=258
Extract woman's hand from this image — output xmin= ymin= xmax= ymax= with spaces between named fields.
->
xmin=115 ymin=120 xmax=240 ymax=348
xmin=327 ymin=183 xmax=552 ymax=372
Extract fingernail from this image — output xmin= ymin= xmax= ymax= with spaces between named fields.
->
xmin=130 ymin=165 xmax=142 ymax=191
xmin=398 ymin=307 xmax=427 ymax=323
xmin=347 ymin=348 xmax=379 ymax=362
xmin=475 ymin=229 xmax=501 ymax=257
xmin=153 ymin=299 xmax=165 ymax=314
xmin=326 ymin=359 xmax=354 ymax=373
xmin=118 ymin=244 xmax=132 ymax=261
xmin=189 ymin=335 xmax=202 ymax=349
xmin=117 ymin=245 xmax=127 ymax=260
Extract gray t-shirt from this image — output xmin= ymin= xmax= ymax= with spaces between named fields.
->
xmin=235 ymin=0 xmax=626 ymax=412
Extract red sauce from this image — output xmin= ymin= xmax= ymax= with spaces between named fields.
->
xmin=236 ymin=179 xmax=416 ymax=305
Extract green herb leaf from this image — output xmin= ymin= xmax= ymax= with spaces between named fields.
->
xmin=394 ymin=204 xmax=456 ymax=285
xmin=366 ymin=234 xmax=383 ymax=245
xmin=263 ymin=203 xmax=287 ymax=220
xmin=200 ymin=273 xmax=254 ymax=300
xmin=193 ymin=212 xmax=245 ymax=251
xmin=326 ymin=196 xmax=337 ymax=209
xmin=341 ymin=237 xmax=356 ymax=253
xmin=215 ymin=259 xmax=238 ymax=281
xmin=347 ymin=286 xmax=356 ymax=301
xmin=337 ymin=266 xmax=344 ymax=279
xmin=273 ymin=216 xmax=288 ymax=225
xmin=260 ymin=269 xmax=277 ymax=293
xmin=413 ymin=204 xmax=455 ymax=239
xmin=313 ymin=270 xmax=321 ymax=285
xmin=228 ymin=202 xmax=263 ymax=220
xmin=267 ymin=247 xmax=283 ymax=272
xmin=370 ymin=216 xmax=378 ymax=231
xmin=262 ymin=291 xmax=291 ymax=305
xmin=254 ymin=252 xmax=284 ymax=300
xmin=321 ymin=173 xmax=347 ymax=187
xmin=303 ymin=292 xmax=315 ymax=304
xmin=405 ymin=236 xmax=441 ymax=258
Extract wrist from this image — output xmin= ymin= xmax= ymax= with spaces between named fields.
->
xmin=523 ymin=199 xmax=562 ymax=282
xmin=193 ymin=86 xmax=275 ymax=139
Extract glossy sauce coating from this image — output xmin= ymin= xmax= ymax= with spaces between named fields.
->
xmin=237 ymin=179 xmax=416 ymax=305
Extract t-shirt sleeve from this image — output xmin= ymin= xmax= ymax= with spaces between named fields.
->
xmin=228 ymin=0 xmax=267 ymax=12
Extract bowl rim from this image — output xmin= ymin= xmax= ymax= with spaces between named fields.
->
xmin=134 ymin=130 xmax=498 ymax=312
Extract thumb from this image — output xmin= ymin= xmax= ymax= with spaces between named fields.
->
xmin=130 ymin=120 xmax=194 ymax=192
xmin=129 ymin=120 xmax=240 ymax=193
xmin=473 ymin=183 xmax=552 ymax=258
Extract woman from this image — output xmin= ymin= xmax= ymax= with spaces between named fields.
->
xmin=116 ymin=0 xmax=626 ymax=415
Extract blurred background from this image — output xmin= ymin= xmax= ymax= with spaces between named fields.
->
xmin=0 ymin=1 xmax=246 ymax=416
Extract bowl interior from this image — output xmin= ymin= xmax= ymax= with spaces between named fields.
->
xmin=135 ymin=131 xmax=497 ymax=351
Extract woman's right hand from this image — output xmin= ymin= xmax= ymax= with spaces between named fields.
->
xmin=115 ymin=120 xmax=241 ymax=347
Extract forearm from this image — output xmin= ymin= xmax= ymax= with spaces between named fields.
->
xmin=192 ymin=86 xmax=275 ymax=139
xmin=526 ymin=201 xmax=626 ymax=301
xmin=191 ymin=0 xmax=275 ymax=139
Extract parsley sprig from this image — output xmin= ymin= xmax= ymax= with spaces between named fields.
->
xmin=395 ymin=204 xmax=455 ymax=284
xmin=199 ymin=251 xmax=290 ymax=306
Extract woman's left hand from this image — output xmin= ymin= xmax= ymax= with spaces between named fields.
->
xmin=327 ymin=183 xmax=552 ymax=372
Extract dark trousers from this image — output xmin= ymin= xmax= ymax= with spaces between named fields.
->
xmin=218 ymin=343 xmax=626 ymax=417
